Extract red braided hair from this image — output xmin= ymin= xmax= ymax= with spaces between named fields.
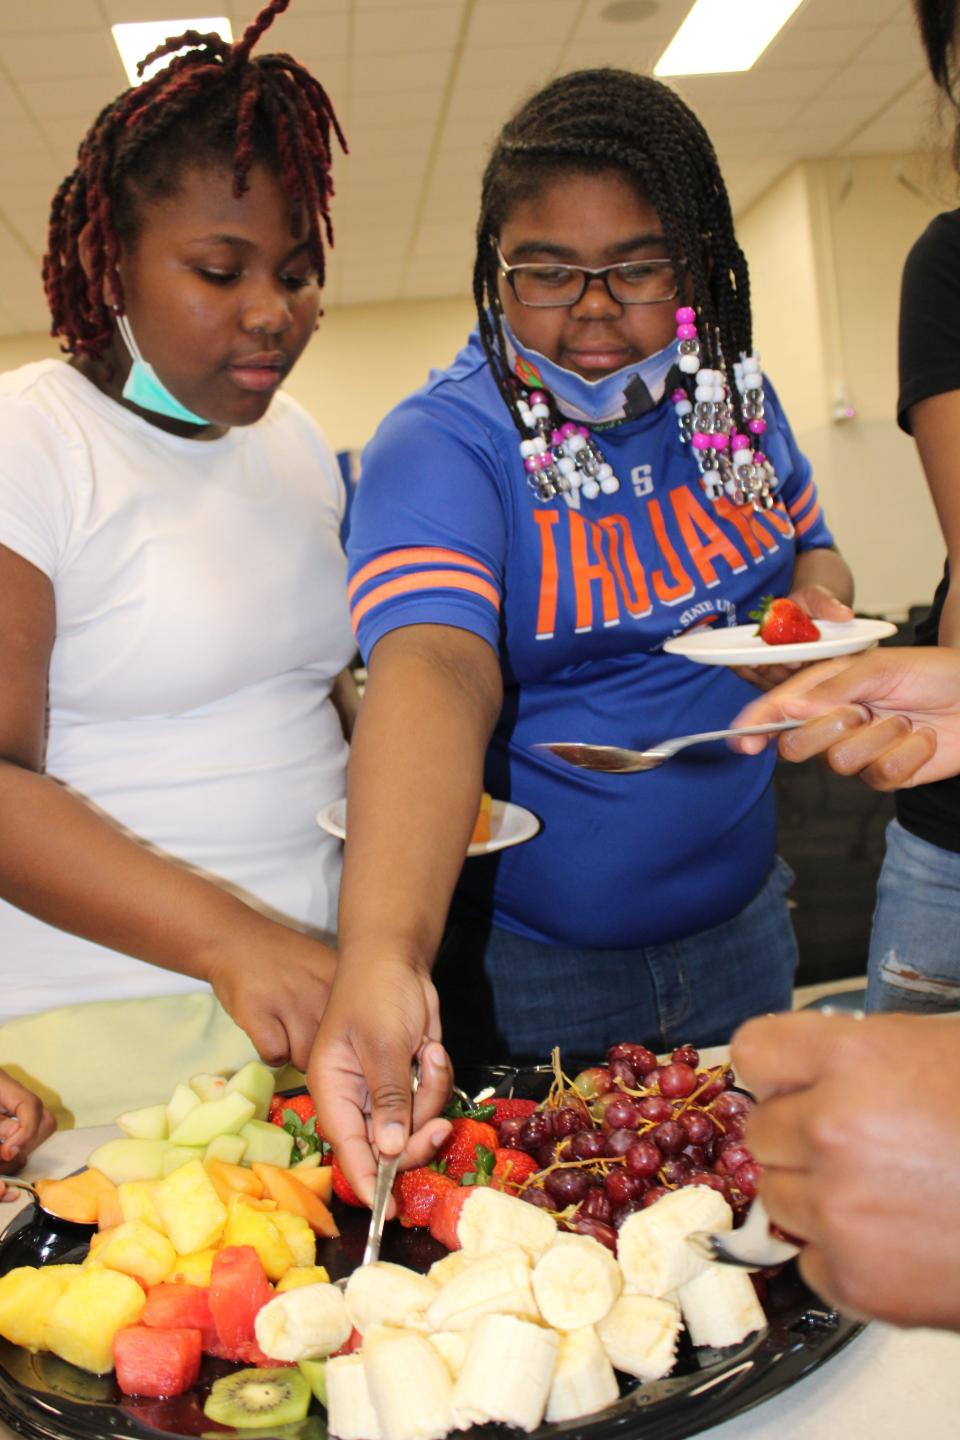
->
xmin=43 ymin=0 xmax=346 ymax=360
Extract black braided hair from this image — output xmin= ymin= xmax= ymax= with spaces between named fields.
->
xmin=44 ymin=0 xmax=346 ymax=361
xmin=472 ymin=68 xmax=752 ymax=439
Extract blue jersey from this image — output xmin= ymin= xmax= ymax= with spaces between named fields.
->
xmin=348 ymin=332 xmax=834 ymax=948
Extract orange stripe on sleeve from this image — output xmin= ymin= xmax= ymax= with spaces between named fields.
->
xmin=351 ymin=568 xmax=501 ymax=632
xmin=794 ymin=502 xmax=822 ymax=538
xmin=788 ymin=481 xmax=815 ymax=518
xmin=348 ymin=548 xmax=496 ymax=604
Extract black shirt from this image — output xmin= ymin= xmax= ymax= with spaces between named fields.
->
xmin=896 ymin=209 xmax=960 ymax=852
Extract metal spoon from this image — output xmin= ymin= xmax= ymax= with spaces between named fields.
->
xmin=687 ymin=1196 xmax=800 ymax=1271
xmin=535 ymin=720 xmax=805 ymax=774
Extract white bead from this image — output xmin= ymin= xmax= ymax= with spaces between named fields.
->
xmin=533 ymin=436 xmax=548 ymax=454
xmin=597 ymin=462 xmax=613 ymax=479
xmin=743 ymin=373 xmax=762 ymax=392
xmin=673 ymin=399 xmax=692 ymax=417
xmin=695 ymin=385 xmax=713 ymax=403
xmin=558 ymin=456 xmax=576 ymax=475
xmin=600 ymin=474 xmax=620 ymax=494
xmin=581 ymin=478 xmax=600 ymax=499
xmin=531 ymin=403 xmax=550 ymax=420
xmin=568 ymin=469 xmax=582 ymax=487
xmin=520 ymin=439 xmax=537 ymax=458
xmin=679 ymin=354 xmax=700 ymax=374
xmin=567 ymin=433 xmax=586 ymax=453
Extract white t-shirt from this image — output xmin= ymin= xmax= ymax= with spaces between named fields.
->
xmin=0 ymin=361 xmax=354 ymax=1019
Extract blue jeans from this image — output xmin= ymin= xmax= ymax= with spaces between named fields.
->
xmin=867 ymin=820 xmax=960 ymax=1014
xmin=434 ymin=857 xmax=798 ymax=1067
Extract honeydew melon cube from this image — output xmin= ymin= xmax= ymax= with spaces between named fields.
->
xmin=238 ymin=1119 xmax=294 ymax=1168
xmin=205 ymin=1133 xmax=247 ymax=1165
xmin=190 ymin=1072 xmax=228 ymax=1102
xmin=162 ymin=1145 xmax=204 ymax=1176
xmin=116 ymin=1104 xmax=169 ymax=1142
xmin=225 ymin=1061 xmax=275 ymax=1120
xmin=86 ymin=1138 xmax=171 ymax=1185
xmin=166 ymin=1083 xmax=201 ymax=1133
xmin=169 ymin=1092 xmax=256 ymax=1147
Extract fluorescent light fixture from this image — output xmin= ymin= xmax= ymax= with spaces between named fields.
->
xmin=112 ymin=17 xmax=233 ymax=86
xmin=654 ymin=0 xmax=804 ymax=76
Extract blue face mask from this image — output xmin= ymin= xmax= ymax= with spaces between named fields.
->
xmin=501 ymin=318 xmax=680 ymax=427
xmin=115 ymin=314 xmax=209 ymax=427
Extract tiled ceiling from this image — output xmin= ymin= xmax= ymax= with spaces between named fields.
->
xmin=0 ymin=0 xmax=936 ymax=334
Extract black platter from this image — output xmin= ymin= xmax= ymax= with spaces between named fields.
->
xmin=0 ymin=1066 xmax=863 ymax=1440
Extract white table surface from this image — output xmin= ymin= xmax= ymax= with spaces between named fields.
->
xmin=3 ymin=1125 xmax=959 ymax=1440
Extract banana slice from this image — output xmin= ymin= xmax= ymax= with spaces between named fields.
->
xmin=427 ymin=1330 xmax=468 ymax=1379
xmin=345 ymin=1260 xmax=438 ymax=1334
xmin=596 ymin=1294 xmax=682 ymax=1381
xmin=453 ymin=1312 xmax=559 ymax=1432
xmin=427 ymin=1251 xmax=474 ymax=1288
xmin=617 ymin=1187 xmax=733 ymax=1297
xmin=677 ymin=1263 xmax=767 ymax=1348
xmin=457 ymin=1187 xmax=557 ymax=1261
xmin=326 ymin=1353 xmax=382 ymax=1440
xmin=546 ymin=1325 xmax=620 ymax=1423
xmin=253 ymin=1281 xmax=351 ymax=1361
xmin=426 ymin=1248 xmax=538 ymax=1332
xmin=532 ymin=1233 xmax=622 ymax=1330
xmin=362 ymin=1324 xmax=455 ymax=1440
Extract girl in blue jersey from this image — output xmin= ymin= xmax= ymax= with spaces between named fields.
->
xmin=310 ymin=69 xmax=853 ymax=1197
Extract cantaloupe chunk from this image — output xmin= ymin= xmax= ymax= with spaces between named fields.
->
xmin=204 ymin=1158 xmax=265 ymax=1205
xmin=97 ymin=1189 xmax=125 ymax=1231
xmin=252 ymin=1162 xmax=340 ymax=1237
xmin=290 ymin=1164 xmax=333 ymax=1204
xmin=35 ymin=1168 xmax=118 ymax=1225
xmin=470 ymin=791 xmax=493 ymax=846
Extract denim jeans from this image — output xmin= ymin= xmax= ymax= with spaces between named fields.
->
xmin=867 ymin=819 xmax=960 ymax=1014
xmin=434 ymin=857 xmax=799 ymax=1067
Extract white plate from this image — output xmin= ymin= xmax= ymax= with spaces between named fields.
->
xmin=663 ymin=617 xmax=898 ymax=667
xmin=316 ymin=797 xmax=540 ymax=856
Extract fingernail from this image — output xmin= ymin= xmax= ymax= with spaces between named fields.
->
xmin=430 ymin=1126 xmax=449 ymax=1146
xmin=380 ymin=1122 xmax=405 ymax=1154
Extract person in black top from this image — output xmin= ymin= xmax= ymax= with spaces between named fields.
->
xmin=853 ymin=0 xmax=960 ymax=1015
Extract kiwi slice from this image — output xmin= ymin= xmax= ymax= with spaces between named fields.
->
xmin=297 ymin=1358 xmax=327 ymax=1407
xmin=203 ymin=1366 xmax=312 ymax=1429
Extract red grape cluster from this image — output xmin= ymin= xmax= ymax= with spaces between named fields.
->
xmin=493 ymin=1043 xmax=761 ymax=1254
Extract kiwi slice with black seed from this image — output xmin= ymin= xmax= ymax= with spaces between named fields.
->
xmin=203 ymin=1366 xmax=312 ymax=1428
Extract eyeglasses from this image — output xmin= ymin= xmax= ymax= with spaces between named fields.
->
xmin=495 ymin=243 xmax=681 ymax=308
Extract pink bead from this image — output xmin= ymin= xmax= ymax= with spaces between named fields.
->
xmin=731 ymin=433 xmax=750 ymax=452
xmin=551 ymin=429 xmax=563 ymax=445
xmin=524 ymin=456 xmax=538 ymax=473
xmin=676 ymin=306 xmax=696 ymax=325
xmin=677 ymin=323 xmax=697 ymax=341
xmin=713 ymin=433 xmax=730 ymax=450
xmin=753 ymin=451 xmax=767 ymax=464
xmin=691 ymin=432 xmax=713 ymax=450
xmin=671 ymin=388 xmax=688 ymax=404
xmin=576 ymin=424 xmax=590 ymax=437
xmin=529 ymin=391 xmax=546 ymax=405
xmin=560 ymin=421 xmax=576 ymax=439
xmin=748 ymin=418 xmax=767 ymax=435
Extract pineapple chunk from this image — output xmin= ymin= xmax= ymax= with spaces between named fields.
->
xmin=152 ymin=1159 xmax=227 ymax=1254
xmin=222 ymin=1193 xmax=294 ymax=1280
xmin=272 ymin=1211 xmax=317 ymax=1269
xmin=94 ymin=1219 xmax=177 ymax=1287
xmin=0 ymin=1267 xmax=77 ymax=1350
xmin=168 ymin=1249 xmax=217 ymax=1286
xmin=276 ymin=1264 xmax=330 ymax=1293
xmin=117 ymin=1180 xmax=164 ymax=1232
xmin=45 ymin=1267 xmax=145 ymax=1373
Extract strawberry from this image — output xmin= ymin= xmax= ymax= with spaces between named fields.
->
xmin=393 ymin=1166 xmax=458 ymax=1229
xmin=487 ymin=1098 xmax=539 ymax=1125
xmin=331 ymin=1326 xmax=364 ymax=1357
xmin=428 ymin=1185 xmax=471 ymax=1251
xmin=462 ymin=1145 xmax=539 ymax=1194
xmin=749 ymin=595 xmax=820 ymax=645
xmin=331 ymin=1156 xmax=367 ymax=1209
xmin=267 ymin=1092 xmax=330 ymax=1163
xmin=437 ymin=1118 xmax=499 ymax=1181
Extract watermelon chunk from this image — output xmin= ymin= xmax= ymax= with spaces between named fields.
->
xmin=141 ymin=1283 xmax=218 ymax=1352
xmin=208 ymin=1245 xmax=272 ymax=1357
xmin=113 ymin=1325 xmax=202 ymax=1398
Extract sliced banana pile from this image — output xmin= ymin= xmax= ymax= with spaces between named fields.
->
xmin=254 ymin=1185 xmax=767 ymax=1440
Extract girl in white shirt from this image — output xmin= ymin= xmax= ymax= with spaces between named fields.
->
xmin=0 ymin=0 xmax=356 ymax=1123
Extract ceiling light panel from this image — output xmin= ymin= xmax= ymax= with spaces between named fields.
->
xmin=111 ymin=17 xmax=232 ymax=86
xmin=654 ymin=0 xmax=805 ymax=77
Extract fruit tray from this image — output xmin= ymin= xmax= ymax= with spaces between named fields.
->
xmin=0 ymin=1067 xmax=863 ymax=1440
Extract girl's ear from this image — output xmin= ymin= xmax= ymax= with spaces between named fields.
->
xmin=77 ymin=221 xmax=123 ymax=310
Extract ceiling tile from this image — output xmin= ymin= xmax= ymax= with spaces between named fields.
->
xmin=553 ymin=37 xmax=665 ymax=72
xmin=464 ymin=0 xmax=581 ymax=49
xmin=349 ymin=86 xmax=446 ymax=125
xmin=571 ymin=0 xmax=694 ymax=45
xmin=1 ymin=30 xmax=123 ymax=81
xmin=838 ymin=77 xmax=941 ymax=157
xmin=354 ymin=2 xmax=465 ymax=55
xmin=854 ymin=20 xmax=926 ymax=67
xmin=0 ymin=1 xmax=101 ymax=35
xmin=18 ymin=75 xmax=114 ymax=124
xmin=676 ymin=64 xmax=836 ymax=108
xmin=248 ymin=12 xmax=351 ymax=58
xmin=795 ymin=0 xmax=907 ymax=27
xmin=766 ymin=25 xmax=874 ymax=68
xmin=352 ymin=50 xmax=450 ymax=91
xmin=817 ymin=61 xmax=926 ymax=103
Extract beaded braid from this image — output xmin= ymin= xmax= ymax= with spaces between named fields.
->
xmin=43 ymin=0 xmax=346 ymax=361
xmin=472 ymin=68 xmax=753 ymax=446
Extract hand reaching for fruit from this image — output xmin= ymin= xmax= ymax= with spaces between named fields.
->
xmin=0 ymin=1067 xmax=55 ymax=1181
xmin=733 ymin=583 xmax=854 ymax=692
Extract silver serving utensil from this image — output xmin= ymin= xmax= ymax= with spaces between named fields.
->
xmin=687 ymin=1196 xmax=800 ymax=1271
xmin=535 ymin=720 xmax=805 ymax=774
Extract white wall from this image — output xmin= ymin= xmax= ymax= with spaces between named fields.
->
xmin=737 ymin=152 xmax=956 ymax=617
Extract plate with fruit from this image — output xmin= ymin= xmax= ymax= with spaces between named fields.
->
xmin=664 ymin=609 xmax=896 ymax=667
xmin=316 ymin=794 xmax=541 ymax=856
xmin=0 ymin=1049 xmax=861 ymax=1440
